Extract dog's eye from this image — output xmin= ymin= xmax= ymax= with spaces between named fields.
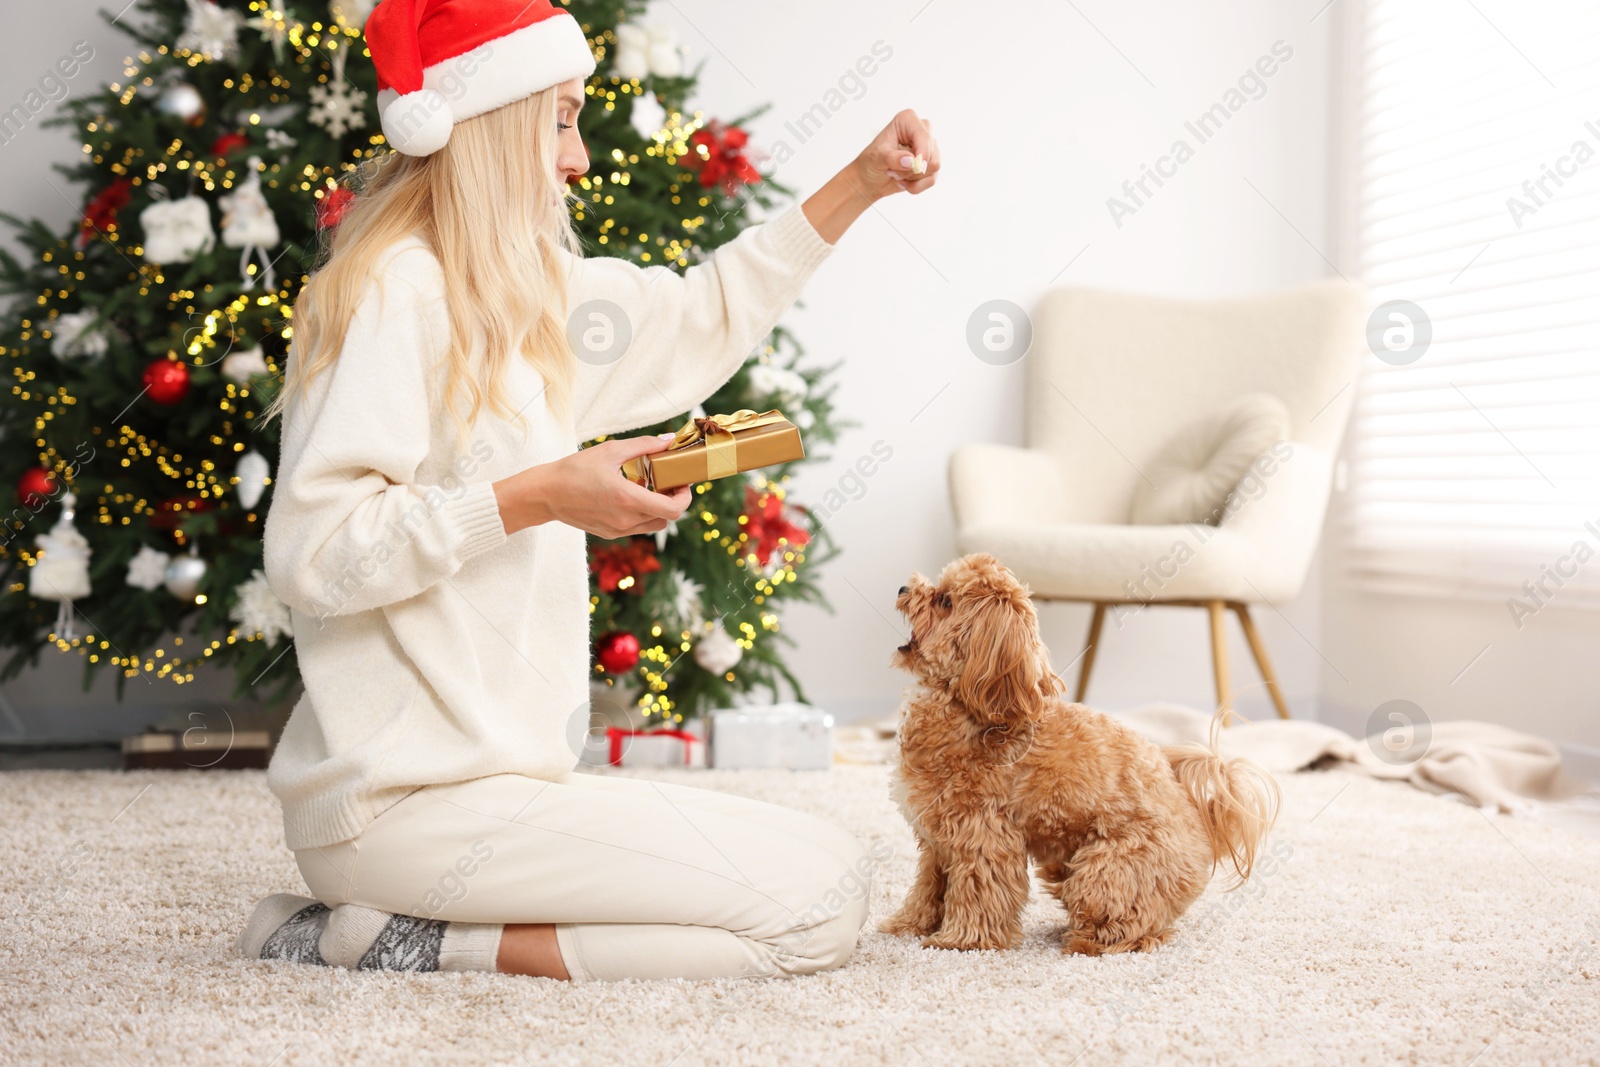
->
xmin=937 ymin=593 xmax=952 ymax=610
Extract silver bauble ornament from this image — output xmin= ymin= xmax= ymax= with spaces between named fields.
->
xmin=164 ymin=546 xmax=208 ymax=601
xmin=157 ymin=82 xmax=207 ymax=126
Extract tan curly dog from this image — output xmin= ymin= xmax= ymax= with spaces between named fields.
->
xmin=881 ymin=553 xmax=1280 ymax=956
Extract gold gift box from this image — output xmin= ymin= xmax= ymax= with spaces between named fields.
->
xmin=622 ymin=409 xmax=805 ymax=492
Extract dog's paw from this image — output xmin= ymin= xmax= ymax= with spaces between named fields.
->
xmin=879 ymin=910 xmax=941 ymax=939
xmin=920 ymin=927 xmax=1021 ymax=952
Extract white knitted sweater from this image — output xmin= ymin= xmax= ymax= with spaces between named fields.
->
xmin=262 ymin=203 xmax=835 ymax=850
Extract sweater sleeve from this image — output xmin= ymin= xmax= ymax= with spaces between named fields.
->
xmin=566 ymin=201 xmax=835 ymax=442
xmin=262 ymin=246 xmax=509 ymax=620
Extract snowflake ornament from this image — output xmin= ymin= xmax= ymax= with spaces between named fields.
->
xmin=249 ymin=0 xmax=293 ymax=63
xmin=126 ymin=545 xmax=173 ymax=591
xmin=229 ymin=568 xmax=292 ymax=646
xmin=671 ymin=573 xmax=704 ymax=630
xmin=308 ymin=67 xmax=368 ymax=139
xmin=178 ymin=0 xmax=245 ymax=63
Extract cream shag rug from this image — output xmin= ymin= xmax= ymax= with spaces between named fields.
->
xmin=2 ymin=765 xmax=1598 ymax=1067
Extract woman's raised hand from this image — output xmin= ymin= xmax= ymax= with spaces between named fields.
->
xmin=493 ymin=434 xmax=692 ymax=538
xmin=854 ymin=109 xmax=940 ymax=199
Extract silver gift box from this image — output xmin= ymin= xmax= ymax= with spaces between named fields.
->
xmin=709 ymin=703 xmax=835 ymax=770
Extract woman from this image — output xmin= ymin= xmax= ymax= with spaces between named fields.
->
xmin=234 ymin=0 xmax=938 ymax=983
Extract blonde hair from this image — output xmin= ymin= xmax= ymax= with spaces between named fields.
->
xmin=261 ymin=85 xmax=582 ymax=453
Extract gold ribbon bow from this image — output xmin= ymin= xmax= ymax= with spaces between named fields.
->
xmin=664 ymin=409 xmax=789 ymax=480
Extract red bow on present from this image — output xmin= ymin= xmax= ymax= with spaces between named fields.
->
xmin=605 ymin=727 xmax=701 ymax=766
xmin=742 ymin=486 xmax=810 ymax=567
xmin=78 ymin=178 xmax=133 ymax=249
xmin=684 ymin=120 xmax=763 ymax=196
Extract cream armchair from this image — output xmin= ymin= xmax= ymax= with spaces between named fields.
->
xmin=950 ymin=281 xmax=1366 ymax=717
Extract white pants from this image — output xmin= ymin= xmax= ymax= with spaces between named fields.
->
xmin=293 ymin=771 xmax=879 ymax=982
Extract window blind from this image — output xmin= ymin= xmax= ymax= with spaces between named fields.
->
xmin=1344 ymin=0 xmax=1600 ymax=611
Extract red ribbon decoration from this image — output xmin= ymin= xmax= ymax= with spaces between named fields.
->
xmin=605 ymin=727 xmax=701 ymax=766
xmin=684 ymin=120 xmax=762 ymax=196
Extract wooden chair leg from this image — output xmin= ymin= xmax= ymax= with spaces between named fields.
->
xmin=1207 ymin=600 xmax=1231 ymax=713
xmin=1233 ymin=603 xmax=1291 ymax=720
xmin=1073 ymin=602 xmax=1107 ymax=703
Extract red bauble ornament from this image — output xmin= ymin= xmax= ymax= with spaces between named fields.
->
xmin=78 ymin=177 xmax=134 ymax=249
xmin=147 ymin=494 xmax=213 ymax=532
xmin=16 ymin=466 xmax=57 ymax=508
xmin=595 ymin=631 xmax=641 ymax=674
xmin=210 ymin=131 xmax=250 ymax=157
xmin=143 ymin=358 xmax=191 ymax=404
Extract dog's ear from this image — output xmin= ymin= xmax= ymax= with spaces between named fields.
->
xmin=953 ymin=596 xmax=1049 ymax=729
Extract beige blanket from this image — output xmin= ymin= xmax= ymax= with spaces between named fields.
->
xmin=833 ymin=705 xmax=1596 ymax=818
xmin=1113 ymin=704 xmax=1594 ymax=814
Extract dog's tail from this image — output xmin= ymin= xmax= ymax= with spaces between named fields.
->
xmin=1162 ymin=709 xmax=1281 ymax=888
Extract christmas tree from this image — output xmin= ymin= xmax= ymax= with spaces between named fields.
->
xmin=0 ymin=0 xmax=842 ymax=723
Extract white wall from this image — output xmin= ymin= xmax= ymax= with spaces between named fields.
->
xmin=675 ymin=0 xmax=1338 ymax=723
xmin=0 ymin=3 xmax=126 ymax=264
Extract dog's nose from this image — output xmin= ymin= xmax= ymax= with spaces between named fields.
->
xmin=898 ymin=585 xmax=909 ymax=596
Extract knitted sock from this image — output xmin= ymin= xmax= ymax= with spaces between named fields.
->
xmin=235 ymin=893 xmax=331 ymax=964
xmin=236 ymin=895 xmax=503 ymax=972
xmin=320 ymin=902 xmax=503 ymax=972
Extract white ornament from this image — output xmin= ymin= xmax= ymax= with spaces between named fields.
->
xmin=156 ymin=82 xmax=206 ymax=122
xmin=220 ymin=160 xmax=279 ymax=248
xmin=221 ymin=345 xmax=269 ymax=383
xmin=29 ymin=491 xmax=92 ymax=641
xmin=629 ymin=91 xmax=667 ymax=140
xmin=329 ymin=0 xmax=376 ymax=29
xmin=653 ymin=516 xmax=678 ymax=553
xmin=614 ymin=22 xmax=684 ymax=81
xmin=235 ymin=450 xmax=271 ymax=509
xmin=220 ymin=157 xmax=280 ymax=291
xmin=746 ymin=364 xmax=808 ymax=409
xmin=671 ymin=574 xmax=704 ymax=631
xmin=646 ymin=24 xmax=684 ymax=78
xmin=693 ymin=623 xmax=743 ymax=676
xmin=140 ymin=195 xmax=215 ymax=263
xmin=164 ymin=546 xmax=208 ymax=601
xmin=178 ymin=0 xmax=245 ymax=63
xmin=250 ymin=0 xmax=292 ymax=63
xmin=126 ymin=544 xmax=172 ymax=591
xmin=264 ymin=128 xmax=297 ymax=151
xmin=309 ymin=47 xmax=369 ymax=139
xmin=51 ymin=311 xmax=110 ymax=360
xmin=613 ymin=24 xmax=651 ymax=81
xmin=229 ymin=568 xmax=292 ymax=646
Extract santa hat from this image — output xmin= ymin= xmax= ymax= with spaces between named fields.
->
xmin=365 ymin=0 xmax=597 ymax=157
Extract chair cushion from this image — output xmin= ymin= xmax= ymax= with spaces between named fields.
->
xmin=1130 ymin=393 xmax=1291 ymax=526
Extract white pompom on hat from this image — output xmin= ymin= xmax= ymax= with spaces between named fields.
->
xmin=364 ymin=0 xmax=597 ymax=157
